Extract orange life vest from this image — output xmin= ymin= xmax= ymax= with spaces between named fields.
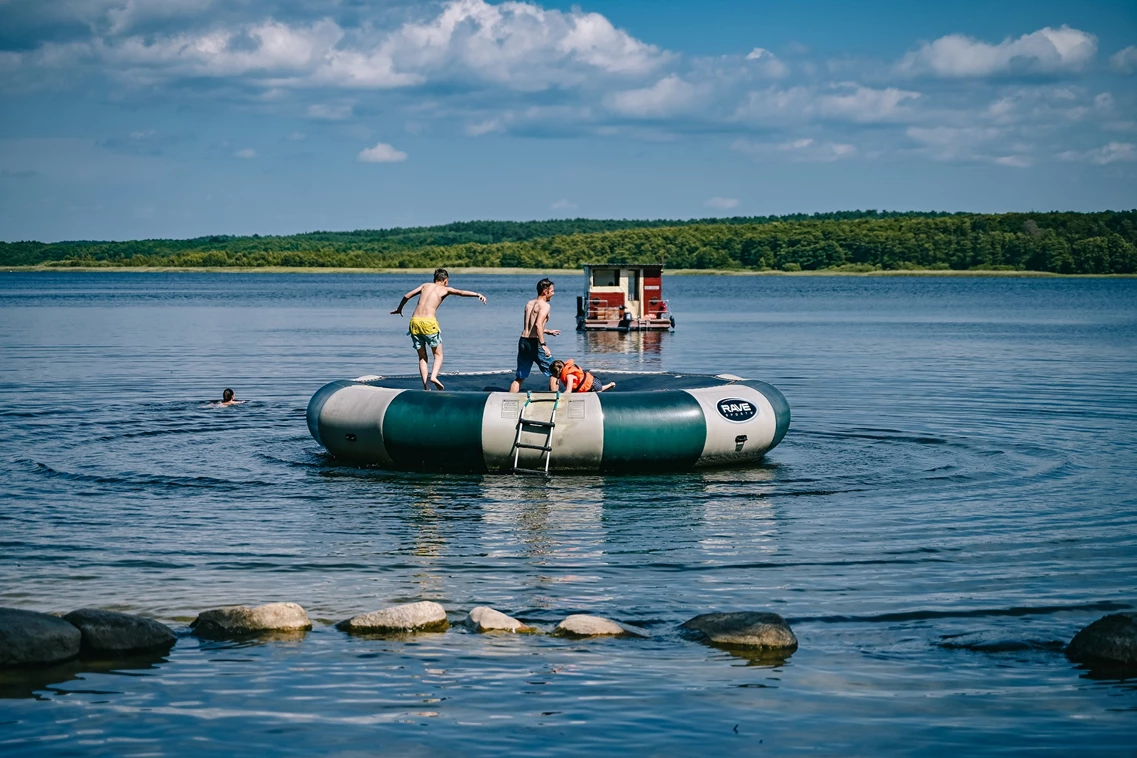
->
xmin=559 ymin=359 xmax=594 ymax=393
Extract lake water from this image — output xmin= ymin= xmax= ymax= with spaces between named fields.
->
xmin=1 ymin=272 xmax=1135 ymax=755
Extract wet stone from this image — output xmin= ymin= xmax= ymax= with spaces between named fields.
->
xmin=466 ymin=606 xmax=533 ymax=633
xmin=191 ymin=602 xmax=312 ymax=639
xmin=337 ymin=601 xmax=449 ymax=634
xmin=552 ymin=614 xmax=647 ymax=638
xmin=680 ymin=612 xmax=798 ymax=652
xmin=63 ymin=609 xmax=176 ymax=654
xmin=0 ymin=607 xmax=81 ymax=667
xmin=1067 ymin=612 xmax=1137 ymax=665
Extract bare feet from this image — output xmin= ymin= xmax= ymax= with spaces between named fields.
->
xmin=600 ymin=382 xmax=616 ymax=392
xmin=430 ymin=377 xmax=445 ymax=390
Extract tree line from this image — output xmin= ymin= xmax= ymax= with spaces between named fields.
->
xmin=2 ymin=210 xmax=1135 ymax=274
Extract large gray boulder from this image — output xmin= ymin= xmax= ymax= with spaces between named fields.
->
xmin=466 ymin=606 xmax=534 ymax=633
xmin=1067 ymin=612 xmax=1137 ymax=665
xmin=0 ymin=607 xmax=81 ymax=667
xmin=63 ymin=609 xmax=177 ymax=654
xmin=191 ymin=602 xmax=312 ymax=639
xmin=681 ymin=612 xmax=798 ymax=652
xmin=337 ymin=601 xmax=449 ymax=634
xmin=552 ymin=614 xmax=647 ymax=638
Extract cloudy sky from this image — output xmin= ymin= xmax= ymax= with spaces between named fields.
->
xmin=1 ymin=0 xmax=1135 ymax=241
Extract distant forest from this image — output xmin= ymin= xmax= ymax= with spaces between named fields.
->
xmin=3 ymin=210 xmax=1135 ymax=274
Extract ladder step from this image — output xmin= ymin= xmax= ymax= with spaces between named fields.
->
xmin=518 ymin=419 xmax=555 ymax=428
xmin=514 ymin=442 xmax=552 ymax=451
xmin=513 ymin=467 xmax=550 ymax=475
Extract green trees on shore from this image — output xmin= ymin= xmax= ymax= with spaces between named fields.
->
xmin=3 ymin=210 xmax=1135 ymax=274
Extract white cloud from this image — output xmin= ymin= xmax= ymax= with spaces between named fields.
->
xmin=358 ymin=141 xmax=408 ymax=163
xmin=1111 ymin=46 xmax=1137 ymax=75
xmin=306 ymin=103 xmax=353 ymax=120
xmin=549 ymin=198 xmax=577 ymax=210
xmin=3 ymin=0 xmax=670 ymax=94
xmin=906 ymin=126 xmax=1032 ymax=167
xmin=606 ymin=74 xmax=700 ymax=117
xmin=816 ymin=84 xmax=920 ymax=122
xmin=1059 ymin=142 xmax=1136 ymax=165
xmin=234 ymin=147 xmax=256 ymax=159
xmin=744 ymin=47 xmax=789 ymax=78
xmin=732 ymin=137 xmax=856 ymax=162
xmin=899 ymin=25 xmax=1097 ymax=78
xmin=704 ymin=197 xmax=739 ymax=210
xmin=286 ymin=131 xmax=306 ymax=141
xmin=466 ymin=119 xmax=503 ymax=136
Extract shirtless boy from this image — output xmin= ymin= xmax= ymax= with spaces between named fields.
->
xmin=391 ymin=268 xmax=486 ymax=390
xmin=509 ymin=278 xmax=560 ymax=393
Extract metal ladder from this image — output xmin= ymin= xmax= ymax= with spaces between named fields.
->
xmin=511 ymin=391 xmax=560 ymax=475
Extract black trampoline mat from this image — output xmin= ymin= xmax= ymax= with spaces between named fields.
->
xmin=354 ymin=371 xmax=741 ymax=393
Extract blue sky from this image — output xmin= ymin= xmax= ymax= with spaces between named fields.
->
xmin=0 ymin=0 xmax=1134 ymax=242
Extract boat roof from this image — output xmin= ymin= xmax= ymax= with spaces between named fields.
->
xmin=583 ymin=263 xmax=663 ymax=272
xmin=351 ymin=370 xmax=740 ymax=393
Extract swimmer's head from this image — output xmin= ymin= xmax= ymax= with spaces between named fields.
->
xmin=222 ymin=388 xmax=234 ymax=402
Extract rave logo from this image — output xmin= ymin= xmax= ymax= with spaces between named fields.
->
xmin=716 ymin=398 xmax=757 ymax=422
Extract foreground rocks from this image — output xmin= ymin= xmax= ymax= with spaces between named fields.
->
xmin=1067 ymin=612 xmax=1137 ymax=666
xmin=337 ymin=601 xmax=449 ymax=634
xmin=63 ymin=609 xmax=176 ymax=654
xmin=552 ymin=614 xmax=647 ymax=639
xmin=0 ymin=608 xmax=81 ymax=667
xmin=680 ymin=612 xmax=798 ymax=653
xmin=191 ymin=602 xmax=312 ymax=639
xmin=466 ymin=606 xmax=534 ymax=633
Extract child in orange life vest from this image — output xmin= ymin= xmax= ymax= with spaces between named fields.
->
xmin=550 ymin=359 xmax=616 ymax=393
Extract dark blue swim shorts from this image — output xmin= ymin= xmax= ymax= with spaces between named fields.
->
xmin=515 ymin=336 xmax=554 ymax=380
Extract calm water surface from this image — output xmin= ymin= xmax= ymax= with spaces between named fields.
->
xmin=1 ymin=272 xmax=1135 ymax=755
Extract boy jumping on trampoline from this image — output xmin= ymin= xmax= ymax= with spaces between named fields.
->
xmin=391 ymin=268 xmax=486 ymax=390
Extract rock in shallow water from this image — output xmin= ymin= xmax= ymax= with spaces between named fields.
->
xmin=0 ymin=607 xmax=81 ymax=667
xmin=552 ymin=614 xmax=647 ymax=638
xmin=680 ymin=612 xmax=798 ymax=652
xmin=191 ymin=602 xmax=312 ymax=639
xmin=1067 ymin=612 xmax=1137 ymax=665
xmin=63 ymin=609 xmax=176 ymax=654
xmin=466 ymin=606 xmax=533 ymax=633
xmin=337 ymin=601 xmax=449 ymax=634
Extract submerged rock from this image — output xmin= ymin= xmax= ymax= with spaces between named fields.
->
xmin=466 ymin=606 xmax=534 ymax=633
xmin=680 ymin=612 xmax=798 ymax=652
xmin=191 ymin=602 xmax=312 ymax=639
xmin=63 ymin=609 xmax=176 ymax=654
xmin=1067 ymin=612 xmax=1137 ymax=665
xmin=337 ymin=601 xmax=449 ymax=634
xmin=0 ymin=607 xmax=81 ymax=667
xmin=552 ymin=614 xmax=647 ymax=638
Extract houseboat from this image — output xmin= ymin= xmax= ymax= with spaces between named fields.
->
xmin=575 ymin=264 xmax=674 ymax=331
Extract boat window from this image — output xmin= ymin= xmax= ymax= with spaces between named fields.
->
xmin=592 ymin=269 xmax=619 ymax=287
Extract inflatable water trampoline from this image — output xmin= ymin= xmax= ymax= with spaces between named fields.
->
xmin=307 ymin=371 xmax=790 ymax=474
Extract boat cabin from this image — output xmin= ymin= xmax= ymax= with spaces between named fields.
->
xmin=576 ymin=264 xmax=674 ymax=331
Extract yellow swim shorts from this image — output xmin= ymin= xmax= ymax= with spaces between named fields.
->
xmin=408 ymin=317 xmax=440 ymax=336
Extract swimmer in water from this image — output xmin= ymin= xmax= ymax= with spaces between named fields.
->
xmin=212 ymin=388 xmax=245 ymax=406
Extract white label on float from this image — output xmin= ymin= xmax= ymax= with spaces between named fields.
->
xmin=501 ymin=399 xmax=519 ymax=418
xmin=568 ymin=400 xmax=585 ymax=419
xmin=716 ymin=398 xmax=758 ymax=422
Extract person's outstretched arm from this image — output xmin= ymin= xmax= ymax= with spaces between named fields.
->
xmin=391 ymin=285 xmax=423 ymax=315
xmin=446 ymin=287 xmax=486 ymax=303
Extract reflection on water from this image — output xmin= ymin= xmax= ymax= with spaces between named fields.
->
xmin=576 ymin=329 xmax=666 ymax=366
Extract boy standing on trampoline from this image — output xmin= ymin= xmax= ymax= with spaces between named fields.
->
xmin=391 ymin=268 xmax=486 ymax=390
xmin=509 ymin=277 xmax=560 ymax=393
